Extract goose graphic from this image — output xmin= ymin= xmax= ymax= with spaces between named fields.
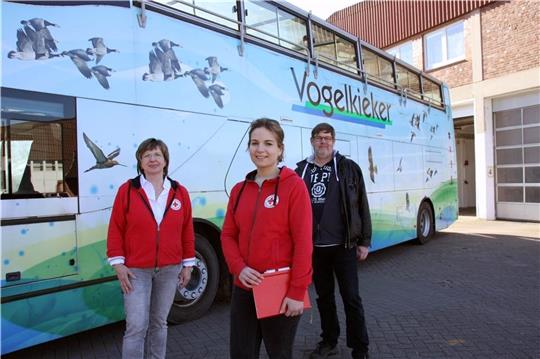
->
xmin=87 ymin=37 xmax=118 ymax=64
xmin=184 ymin=69 xmax=210 ymax=98
xmin=204 ymin=56 xmax=228 ymax=83
xmin=9 ymin=19 xmax=60 ymax=60
xmin=150 ymin=39 xmax=181 ymax=80
xmin=83 ymin=133 xmax=125 ymax=172
xmin=209 ymin=84 xmax=227 ymax=108
xmin=62 ymin=49 xmax=94 ymax=79
xmin=8 ymin=28 xmax=60 ymax=60
xmin=91 ymin=65 xmax=114 ymax=89
xmin=21 ymin=18 xmax=59 ymax=58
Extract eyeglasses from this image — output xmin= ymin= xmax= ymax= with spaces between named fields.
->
xmin=142 ymin=152 xmax=163 ymax=160
xmin=313 ymin=136 xmax=334 ymax=143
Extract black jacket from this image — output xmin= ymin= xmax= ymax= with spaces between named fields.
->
xmin=296 ymin=152 xmax=372 ymax=248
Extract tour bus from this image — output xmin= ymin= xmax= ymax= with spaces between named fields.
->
xmin=1 ymin=0 xmax=458 ymax=354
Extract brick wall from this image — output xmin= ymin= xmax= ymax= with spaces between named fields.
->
xmin=482 ymin=0 xmax=540 ymax=80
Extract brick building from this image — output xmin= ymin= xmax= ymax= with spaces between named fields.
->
xmin=329 ymin=0 xmax=540 ymax=221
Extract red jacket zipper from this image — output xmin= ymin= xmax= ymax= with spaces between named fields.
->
xmin=246 ymin=183 xmax=263 ymax=267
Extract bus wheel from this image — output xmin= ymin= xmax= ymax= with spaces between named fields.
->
xmin=168 ymin=233 xmax=219 ymax=324
xmin=416 ymin=201 xmax=434 ymax=245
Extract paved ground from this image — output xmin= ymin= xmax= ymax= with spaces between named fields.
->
xmin=5 ymin=215 xmax=540 ymax=359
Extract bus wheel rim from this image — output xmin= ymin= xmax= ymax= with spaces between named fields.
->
xmin=176 ymin=254 xmax=208 ymax=305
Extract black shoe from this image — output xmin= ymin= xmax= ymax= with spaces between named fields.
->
xmin=352 ymin=350 xmax=369 ymax=359
xmin=309 ymin=342 xmax=339 ymax=359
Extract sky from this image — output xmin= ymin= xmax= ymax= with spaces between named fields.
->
xmin=281 ymin=0 xmax=361 ymax=20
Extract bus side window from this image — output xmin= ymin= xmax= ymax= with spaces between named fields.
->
xmin=1 ymin=88 xmax=77 ymax=199
xmin=361 ymin=47 xmax=395 ymax=87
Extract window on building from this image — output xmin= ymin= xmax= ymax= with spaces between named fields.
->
xmin=387 ymin=41 xmax=413 ymax=65
xmin=1 ymin=88 xmax=77 ymax=198
xmin=494 ymin=105 xmax=540 ymax=205
xmin=424 ymin=21 xmax=464 ymax=70
xmin=153 ymin=0 xmax=239 ymax=29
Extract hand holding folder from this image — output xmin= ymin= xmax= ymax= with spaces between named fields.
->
xmin=252 ymin=268 xmax=311 ymax=319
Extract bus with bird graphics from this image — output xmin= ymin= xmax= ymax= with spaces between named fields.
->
xmin=1 ymin=0 xmax=457 ymax=354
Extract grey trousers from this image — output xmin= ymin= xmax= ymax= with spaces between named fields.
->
xmin=122 ymin=265 xmax=181 ymax=359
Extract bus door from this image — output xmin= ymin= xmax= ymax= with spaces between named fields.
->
xmin=1 ymin=88 xmax=79 ymax=289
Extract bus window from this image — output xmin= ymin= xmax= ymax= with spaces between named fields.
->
xmin=277 ymin=8 xmax=307 ymax=53
xmin=245 ymin=0 xmax=280 ymax=45
xmin=312 ymin=23 xmax=336 ymax=65
xmin=396 ymin=63 xmax=421 ymax=98
xmin=361 ymin=47 xmax=394 ymax=87
xmin=1 ymin=88 xmax=77 ymax=199
xmin=244 ymin=1 xmax=307 ymax=54
xmin=336 ymin=36 xmax=357 ymax=73
xmin=154 ymin=0 xmax=239 ymax=29
xmin=422 ymin=76 xmax=443 ymax=106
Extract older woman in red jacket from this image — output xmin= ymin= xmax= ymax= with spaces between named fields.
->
xmin=107 ymin=138 xmax=195 ymax=359
xmin=221 ymin=118 xmax=312 ymax=359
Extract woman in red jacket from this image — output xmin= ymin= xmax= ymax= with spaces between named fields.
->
xmin=221 ymin=118 xmax=313 ymax=359
xmin=107 ymin=138 xmax=195 ymax=359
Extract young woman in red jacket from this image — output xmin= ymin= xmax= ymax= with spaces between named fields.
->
xmin=107 ymin=138 xmax=195 ymax=359
xmin=221 ymin=118 xmax=313 ymax=359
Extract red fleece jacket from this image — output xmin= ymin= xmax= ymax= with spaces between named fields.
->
xmin=221 ymin=167 xmax=313 ymax=301
xmin=107 ymin=176 xmax=195 ymax=268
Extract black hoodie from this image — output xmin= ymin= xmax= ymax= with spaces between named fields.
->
xmin=295 ymin=152 xmax=372 ymax=248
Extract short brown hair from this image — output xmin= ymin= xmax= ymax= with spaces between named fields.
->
xmin=311 ymin=123 xmax=335 ymax=139
xmin=248 ymin=118 xmax=285 ymax=162
xmin=136 ymin=138 xmax=170 ymax=177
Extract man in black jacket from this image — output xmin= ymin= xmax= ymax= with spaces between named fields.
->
xmin=296 ymin=123 xmax=371 ymax=359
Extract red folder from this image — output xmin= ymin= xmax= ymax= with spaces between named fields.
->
xmin=252 ymin=269 xmax=311 ymax=319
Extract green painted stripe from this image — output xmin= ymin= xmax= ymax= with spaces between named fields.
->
xmin=305 ymin=102 xmax=393 ymax=125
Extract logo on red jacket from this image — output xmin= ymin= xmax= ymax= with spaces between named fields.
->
xmin=264 ymin=195 xmax=279 ymax=208
xmin=171 ymin=199 xmax=182 ymax=211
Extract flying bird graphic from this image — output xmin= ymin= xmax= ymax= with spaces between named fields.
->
xmin=184 ymin=69 xmax=210 ymax=98
xmin=204 ymin=56 xmax=228 ymax=82
xmin=91 ymin=65 xmax=114 ymax=89
xmin=8 ymin=28 xmax=60 ymax=60
xmin=396 ymin=157 xmax=403 ymax=173
xmin=368 ymin=146 xmax=378 ymax=183
xmin=209 ymin=84 xmax=227 ymax=108
xmin=87 ymin=37 xmax=118 ymax=64
xmin=405 ymin=192 xmax=410 ymax=211
xmin=425 ymin=168 xmax=438 ymax=183
xmin=22 ymin=18 xmax=59 ymax=57
xmin=153 ymin=39 xmax=181 ymax=78
xmin=62 ymin=49 xmax=94 ymax=78
xmin=83 ymin=132 xmax=125 ymax=172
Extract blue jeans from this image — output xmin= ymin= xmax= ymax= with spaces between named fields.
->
xmin=122 ymin=265 xmax=181 ymax=359
xmin=313 ymin=246 xmax=369 ymax=356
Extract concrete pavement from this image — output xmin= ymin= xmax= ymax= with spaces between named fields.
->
xmin=5 ymin=216 xmax=539 ymax=358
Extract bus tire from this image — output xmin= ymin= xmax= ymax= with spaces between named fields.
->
xmin=416 ymin=201 xmax=434 ymax=245
xmin=168 ymin=233 xmax=219 ymax=324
